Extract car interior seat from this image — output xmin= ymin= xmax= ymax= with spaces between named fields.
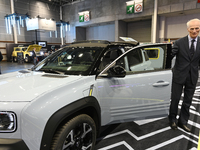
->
xmin=73 ymin=52 xmax=93 ymax=64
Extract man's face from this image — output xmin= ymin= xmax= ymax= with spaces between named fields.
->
xmin=187 ymin=21 xmax=200 ymax=39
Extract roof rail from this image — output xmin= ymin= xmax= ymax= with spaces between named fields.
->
xmin=111 ymin=41 xmax=139 ymax=46
xmin=71 ymin=40 xmax=110 ymax=44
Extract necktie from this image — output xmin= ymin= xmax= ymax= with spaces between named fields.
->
xmin=190 ymin=39 xmax=195 ymax=57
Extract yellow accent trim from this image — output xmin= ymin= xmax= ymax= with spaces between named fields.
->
xmin=144 ymin=48 xmax=160 ymax=60
xmin=101 ymin=97 xmax=164 ymax=102
xmin=58 ymin=56 xmax=61 ymax=62
xmin=89 ymin=89 xmax=93 ymax=96
xmin=198 ymin=131 xmax=200 ymax=150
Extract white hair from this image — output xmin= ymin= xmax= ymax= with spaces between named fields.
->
xmin=187 ymin=18 xmax=200 ymax=28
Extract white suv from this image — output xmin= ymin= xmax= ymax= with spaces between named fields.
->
xmin=0 ymin=41 xmax=172 ymax=150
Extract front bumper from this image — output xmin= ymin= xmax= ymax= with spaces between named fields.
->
xmin=0 ymin=138 xmax=29 ymax=150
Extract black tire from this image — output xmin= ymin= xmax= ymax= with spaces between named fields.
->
xmin=51 ymin=114 xmax=96 ymax=150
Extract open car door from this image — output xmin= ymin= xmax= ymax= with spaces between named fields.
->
xmin=96 ymin=43 xmax=172 ymax=126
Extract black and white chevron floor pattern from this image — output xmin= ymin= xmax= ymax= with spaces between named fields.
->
xmin=95 ymin=83 xmax=200 ymax=150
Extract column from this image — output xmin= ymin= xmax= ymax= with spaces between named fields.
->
xmin=60 ymin=5 xmax=64 ymax=45
xmin=151 ymin=0 xmax=158 ymax=43
xmin=159 ymin=16 xmax=165 ymax=43
xmin=10 ymin=0 xmax=18 ymax=44
xmin=115 ymin=20 xmax=119 ymax=42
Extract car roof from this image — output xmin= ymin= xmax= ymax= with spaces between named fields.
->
xmin=65 ymin=40 xmax=171 ymax=51
xmin=67 ymin=42 xmax=108 ymax=48
xmin=67 ymin=40 xmax=139 ymax=48
xmin=110 ymin=41 xmax=139 ymax=46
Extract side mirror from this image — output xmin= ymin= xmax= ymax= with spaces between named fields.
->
xmin=107 ymin=65 xmax=126 ymax=78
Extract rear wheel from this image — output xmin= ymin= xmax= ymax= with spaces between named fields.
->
xmin=51 ymin=114 xmax=96 ymax=150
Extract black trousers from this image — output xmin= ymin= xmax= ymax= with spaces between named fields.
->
xmin=33 ymin=57 xmax=37 ymax=66
xmin=169 ymin=73 xmax=196 ymax=125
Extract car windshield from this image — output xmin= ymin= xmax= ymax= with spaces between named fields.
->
xmin=15 ymin=48 xmax=21 ymax=51
xmin=22 ymin=48 xmax=27 ymax=51
xmin=35 ymin=46 xmax=103 ymax=75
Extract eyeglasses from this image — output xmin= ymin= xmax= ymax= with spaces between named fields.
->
xmin=189 ymin=27 xmax=200 ymax=31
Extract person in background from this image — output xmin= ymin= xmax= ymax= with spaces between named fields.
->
xmin=49 ymin=48 xmax=54 ymax=55
xmin=41 ymin=52 xmax=48 ymax=60
xmin=0 ymin=51 xmax=3 ymax=74
xmin=168 ymin=18 xmax=200 ymax=132
xmin=32 ymin=48 xmax=37 ymax=66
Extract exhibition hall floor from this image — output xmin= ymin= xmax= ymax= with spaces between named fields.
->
xmin=0 ymin=61 xmax=34 ymax=74
xmin=95 ymin=82 xmax=200 ymax=149
xmin=0 ymin=61 xmax=199 ymax=150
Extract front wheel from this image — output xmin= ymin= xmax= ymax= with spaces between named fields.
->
xmin=13 ymin=57 xmax=17 ymax=62
xmin=24 ymin=56 xmax=30 ymax=63
xmin=51 ymin=114 xmax=96 ymax=150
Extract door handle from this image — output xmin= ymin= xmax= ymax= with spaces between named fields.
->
xmin=153 ymin=81 xmax=170 ymax=87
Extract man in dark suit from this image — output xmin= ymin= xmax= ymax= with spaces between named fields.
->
xmin=169 ymin=18 xmax=200 ymax=132
xmin=32 ymin=48 xmax=37 ymax=66
xmin=0 ymin=51 xmax=3 ymax=74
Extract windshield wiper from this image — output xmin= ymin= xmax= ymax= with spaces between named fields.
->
xmin=39 ymin=68 xmax=65 ymax=75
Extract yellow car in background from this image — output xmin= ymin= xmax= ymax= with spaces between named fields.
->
xmin=12 ymin=44 xmax=42 ymax=63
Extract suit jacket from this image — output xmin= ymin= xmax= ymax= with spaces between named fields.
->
xmin=32 ymin=50 xmax=36 ymax=58
xmin=0 ymin=51 xmax=2 ymax=61
xmin=172 ymin=35 xmax=200 ymax=85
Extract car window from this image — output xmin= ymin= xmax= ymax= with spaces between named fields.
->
xmin=144 ymin=46 xmax=165 ymax=70
xmin=127 ymin=48 xmax=143 ymax=68
xmin=143 ymin=51 xmax=149 ymax=61
xmin=15 ymin=48 xmax=21 ymax=51
xmin=98 ymin=49 xmax=123 ymax=72
xmin=22 ymin=48 xmax=27 ymax=51
xmin=145 ymin=48 xmax=159 ymax=59
xmin=100 ymin=44 xmax=170 ymax=76
xmin=115 ymin=48 xmax=154 ymax=73
xmin=36 ymin=46 xmax=103 ymax=75
xmin=127 ymin=46 xmax=166 ymax=73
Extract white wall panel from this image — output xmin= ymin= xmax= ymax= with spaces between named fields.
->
xmin=86 ymin=24 xmax=115 ymax=42
xmin=165 ymin=13 xmax=200 ymax=39
xmin=20 ymin=0 xmax=60 ymax=43
xmin=127 ymin=20 xmax=151 ymax=43
xmin=0 ymin=49 xmax=6 ymax=54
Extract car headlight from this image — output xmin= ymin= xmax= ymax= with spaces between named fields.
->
xmin=40 ymin=52 xmax=44 ymax=55
xmin=29 ymin=52 xmax=33 ymax=56
xmin=0 ymin=112 xmax=17 ymax=132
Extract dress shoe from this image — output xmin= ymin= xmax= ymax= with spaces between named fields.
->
xmin=169 ymin=122 xmax=177 ymax=130
xmin=178 ymin=123 xmax=191 ymax=132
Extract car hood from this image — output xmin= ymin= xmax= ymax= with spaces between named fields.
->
xmin=26 ymin=44 xmax=42 ymax=52
xmin=0 ymin=70 xmax=82 ymax=102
